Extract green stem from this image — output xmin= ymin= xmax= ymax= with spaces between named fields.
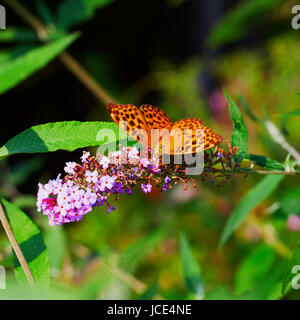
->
xmin=203 ymin=168 xmax=298 ymax=175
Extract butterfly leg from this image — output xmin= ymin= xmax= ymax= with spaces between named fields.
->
xmin=172 ymin=176 xmax=189 ymax=190
xmin=212 ymin=145 xmax=219 ymax=156
xmin=173 ymin=164 xmax=180 ymax=174
xmin=190 ymin=178 xmax=197 ymax=188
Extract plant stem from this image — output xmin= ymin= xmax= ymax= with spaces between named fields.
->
xmin=265 ymin=120 xmax=300 ymax=166
xmin=203 ymin=168 xmax=298 ymax=175
xmin=59 ymin=52 xmax=115 ymax=104
xmin=0 ymin=203 xmax=35 ymax=286
xmin=99 ymin=258 xmax=164 ymax=299
xmin=3 ymin=0 xmax=115 ymax=105
xmin=248 ymin=215 xmax=292 ymax=258
xmin=3 ymin=0 xmax=47 ymax=40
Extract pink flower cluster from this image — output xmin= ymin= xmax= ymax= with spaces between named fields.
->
xmin=37 ymin=144 xmax=238 ymax=226
xmin=37 ymin=176 xmax=98 ymax=225
xmin=37 ymin=147 xmax=171 ymax=226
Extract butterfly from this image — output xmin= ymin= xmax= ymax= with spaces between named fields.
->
xmin=107 ymin=103 xmax=223 ymax=155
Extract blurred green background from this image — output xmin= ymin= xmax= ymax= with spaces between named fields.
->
xmin=0 ymin=0 xmax=300 ymax=299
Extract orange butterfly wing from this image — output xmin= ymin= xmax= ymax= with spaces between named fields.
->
xmin=139 ymin=104 xmax=173 ymax=130
xmin=202 ymin=126 xmax=223 ymax=151
xmin=169 ymin=118 xmax=222 ymax=155
xmin=139 ymin=104 xmax=173 ymax=154
xmin=107 ymin=104 xmax=223 ymax=155
xmin=107 ymin=103 xmax=150 ymax=148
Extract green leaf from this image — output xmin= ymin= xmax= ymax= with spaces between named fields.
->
xmin=78 ymin=266 xmax=113 ymax=299
xmin=240 ymin=262 xmax=285 ymax=300
xmin=37 ymin=1 xmax=57 ymax=26
xmin=244 ymin=154 xmax=285 ymax=170
xmin=224 ymin=89 xmax=248 ymax=156
xmin=0 ymin=28 xmax=38 ymax=43
xmin=282 ymin=241 xmax=300 ymax=295
xmin=219 ymin=175 xmax=284 ymax=248
xmin=118 ymin=228 xmax=167 ymax=272
xmin=205 ymin=287 xmax=236 ymax=300
xmin=280 ymin=110 xmax=300 ymax=135
xmin=1 ymin=199 xmax=50 ymax=285
xmin=207 ymin=0 xmax=282 ymax=49
xmin=138 ymin=280 xmax=159 ymax=300
xmin=279 ymin=186 xmax=300 ymax=216
xmin=234 ymin=245 xmax=275 ymax=294
xmin=12 ymin=195 xmax=37 ymax=209
xmin=4 ymin=45 xmax=39 ymax=62
xmin=0 ymin=121 xmax=128 ymax=160
xmin=0 ymin=50 xmax=12 ymax=64
xmin=179 ymin=233 xmax=204 ymax=298
xmin=0 ymin=33 xmax=78 ymax=96
xmin=44 ymin=226 xmax=67 ymax=274
xmin=1 ymin=280 xmax=75 ymax=299
xmin=238 ymin=95 xmax=260 ymax=123
xmin=57 ymin=0 xmax=115 ymax=30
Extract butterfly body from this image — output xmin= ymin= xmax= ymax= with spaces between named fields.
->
xmin=107 ymin=103 xmax=223 ymax=155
